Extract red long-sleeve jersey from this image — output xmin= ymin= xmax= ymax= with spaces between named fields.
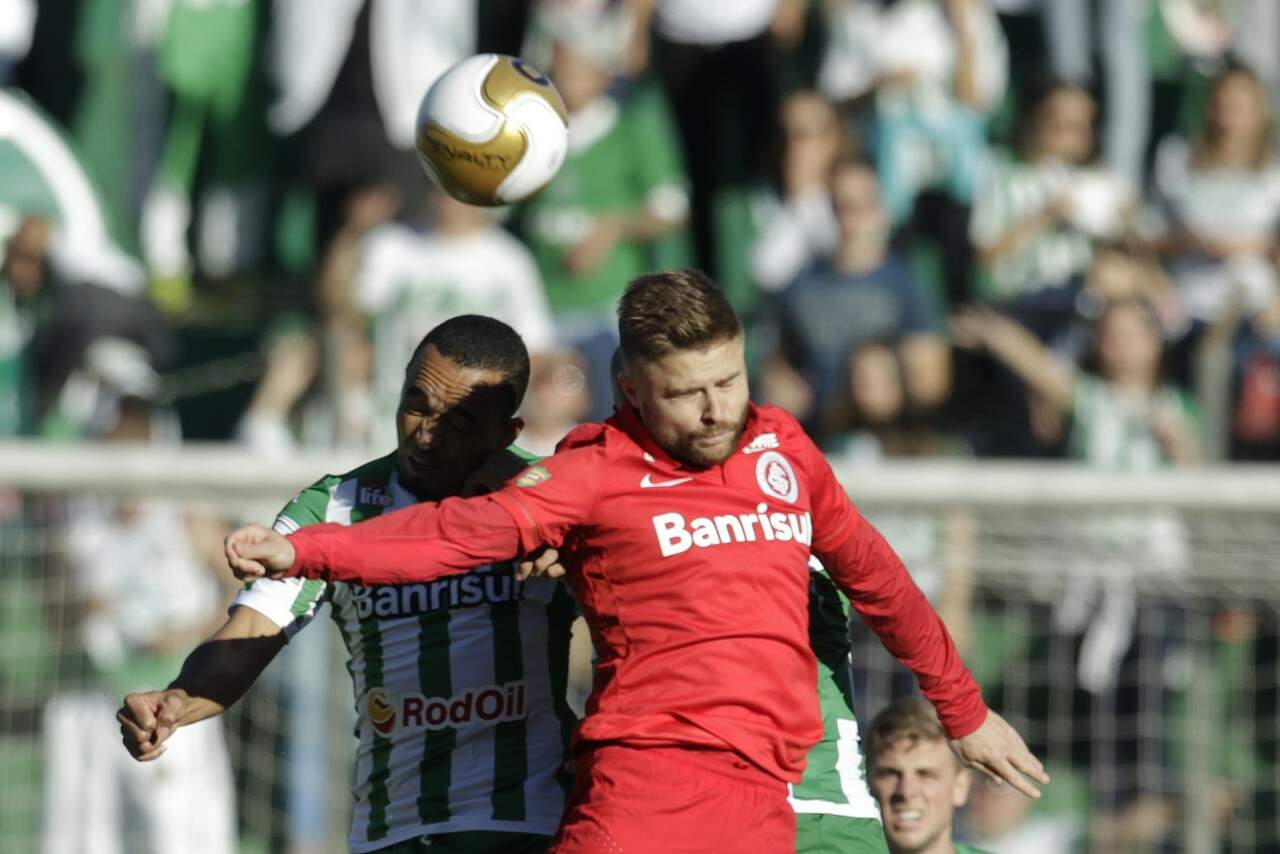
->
xmin=285 ymin=403 xmax=988 ymax=782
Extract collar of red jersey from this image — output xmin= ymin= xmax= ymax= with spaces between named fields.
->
xmin=611 ymin=402 xmax=764 ymax=472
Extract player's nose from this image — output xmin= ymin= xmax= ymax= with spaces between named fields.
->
xmin=414 ymin=415 xmax=439 ymax=447
xmin=703 ymin=390 xmax=724 ymax=423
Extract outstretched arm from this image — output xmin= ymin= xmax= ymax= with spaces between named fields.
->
xmin=118 ymin=605 xmax=285 ymax=761
xmin=227 ymin=444 xmax=603 ymax=586
xmin=804 ymin=433 xmax=1048 ymax=797
xmin=226 ymin=493 xmax=528 ymax=585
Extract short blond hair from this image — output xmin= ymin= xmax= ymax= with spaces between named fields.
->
xmin=866 ymin=697 xmax=951 ymax=770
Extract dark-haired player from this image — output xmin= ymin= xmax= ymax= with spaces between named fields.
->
xmin=119 ymin=315 xmax=574 ymax=854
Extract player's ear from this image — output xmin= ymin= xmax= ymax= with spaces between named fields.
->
xmin=952 ymin=766 xmax=973 ymax=808
xmin=617 ymin=372 xmax=641 ymax=410
xmin=504 ymin=416 xmax=524 ymax=445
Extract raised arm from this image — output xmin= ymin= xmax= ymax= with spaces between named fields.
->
xmin=951 ymin=305 xmax=1076 ymax=412
xmin=118 ymin=605 xmax=285 ymax=761
xmin=802 ymin=435 xmax=1049 ymax=797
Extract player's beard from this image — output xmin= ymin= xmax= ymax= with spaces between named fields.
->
xmin=665 ymin=404 xmax=749 ymax=468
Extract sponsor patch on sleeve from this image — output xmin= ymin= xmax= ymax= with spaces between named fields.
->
xmin=515 ymin=465 xmax=551 ymax=488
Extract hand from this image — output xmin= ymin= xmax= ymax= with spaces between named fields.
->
xmin=564 ymin=218 xmax=625 ymax=275
xmin=517 ymin=545 xmax=566 ymax=581
xmin=225 ymin=524 xmax=296 ymax=581
xmin=118 ymin=689 xmax=189 ymax=762
xmin=949 ymin=710 xmax=1050 ymax=799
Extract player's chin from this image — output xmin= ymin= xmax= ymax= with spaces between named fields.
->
xmin=679 ymin=437 xmax=736 ymax=467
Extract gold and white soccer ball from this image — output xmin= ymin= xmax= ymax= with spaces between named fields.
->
xmin=415 ymin=54 xmax=569 ymax=207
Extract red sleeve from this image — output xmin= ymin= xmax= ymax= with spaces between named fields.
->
xmin=488 ymin=445 xmax=604 ymax=553
xmin=801 ymin=433 xmax=989 ymax=739
xmin=285 ymin=495 xmax=522 ymax=585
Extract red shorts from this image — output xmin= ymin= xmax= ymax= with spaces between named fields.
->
xmin=549 ymin=744 xmax=796 ymax=853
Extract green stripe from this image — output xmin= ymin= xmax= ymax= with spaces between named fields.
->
xmin=360 ymin=611 xmax=393 ymax=841
xmin=330 ymin=599 xmax=360 ymax=685
xmin=490 ymin=577 xmax=527 ymax=821
xmin=546 ymin=585 xmax=578 ymax=793
xmin=417 ymin=611 xmax=454 ymax=825
xmin=289 ymin=579 xmax=326 ymax=617
xmin=350 ymin=477 xmax=397 ymax=841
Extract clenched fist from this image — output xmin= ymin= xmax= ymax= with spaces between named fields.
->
xmin=224 ymin=524 xmax=295 ymax=581
xmin=117 ymin=690 xmax=189 ymax=761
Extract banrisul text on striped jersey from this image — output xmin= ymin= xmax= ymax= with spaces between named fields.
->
xmin=351 ymin=569 xmax=524 ymax=619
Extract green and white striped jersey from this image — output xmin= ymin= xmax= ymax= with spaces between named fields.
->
xmin=789 ymin=558 xmax=881 ymax=822
xmin=233 ymin=451 xmax=577 ymax=852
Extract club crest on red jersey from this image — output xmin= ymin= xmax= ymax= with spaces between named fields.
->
xmin=755 ymin=451 xmax=798 ymax=504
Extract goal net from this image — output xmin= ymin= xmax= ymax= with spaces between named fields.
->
xmin=0 ymin=442 xmax=1276 ymax=853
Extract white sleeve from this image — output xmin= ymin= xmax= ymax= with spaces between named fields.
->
xmin=229 ymin=515 xmax=329 ymax=639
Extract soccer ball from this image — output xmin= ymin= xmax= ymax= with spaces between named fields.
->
xmin=415 ymin=54 xmax=569 ymax=207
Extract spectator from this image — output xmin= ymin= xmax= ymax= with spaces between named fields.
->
xmin=763 ymin=160 xmax=949 ymax=439
xmin=961 ymin=776 xmax=1081 ymax=854
xmin=825 ymin=339 xmax=967 ymax=462
xmin=1005 ymin=245 xmax=1180 ymax=367
xmin=819 ymin=0 xmax=1007 ymax=304
xmin=517 ymin=348 xmax=592 ymax=457
xmin=1231 ymin=290 xmax=1280 ymax=459
xmin=970 ymin=80 xmax=1134 ymax=304
xmin=5 ymin=216 xmax=175 ymax=437
xmin=823 ymin=338 xmax=978 ymax=664
xmin=0 ymin=88 xmax=145 ymax=297
xmin=42 ymin=394 xmax=237 ymax=854
xmin=233 ymin=320 xmax=322 ymax=457
xmin=320 ymin=186 xmax=555 ymax=451
xmin=270 ymin=0 xmax=484 ymax=252
xmin=520 ymin=9 xmax=689 ymax=420
xmin=628 ymin=0 xmax=805 ymax=274
xmin=748 ymin=90 xmax=847 ymax=295
xmin=952 ymin=299 xmax=1200 ymax=467
xmin=1148 ymin=62 xmax=1280 ymax=328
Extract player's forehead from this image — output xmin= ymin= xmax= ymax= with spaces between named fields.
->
xmin=404 ymin=345 xmax=506 ymax=408
xmin=874 ymin=736 xmax=954 ymax=773
xmin=640 ymin=337 xmax=744 ymax=390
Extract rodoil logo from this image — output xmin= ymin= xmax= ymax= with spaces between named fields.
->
xmin=364 ymin=682 xmax=527 ymax=735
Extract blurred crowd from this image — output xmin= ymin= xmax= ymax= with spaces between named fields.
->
xmin=3 ymin=0 xmax=1280 ymax=472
